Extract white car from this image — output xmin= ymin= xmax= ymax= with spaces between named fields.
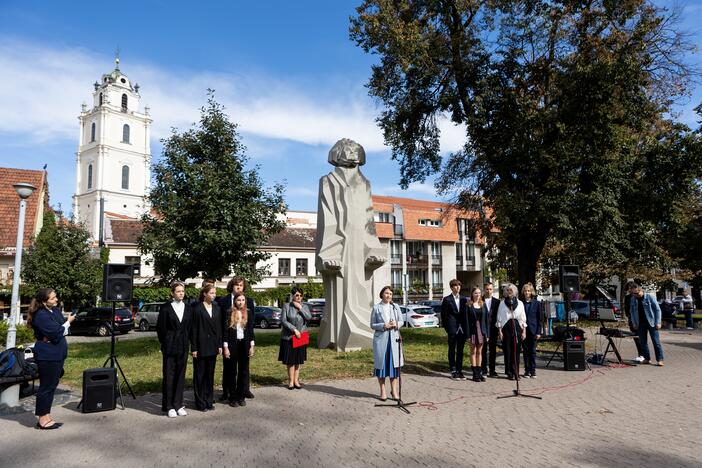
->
xmin=400 ymin=305 xmax=439 ymax=328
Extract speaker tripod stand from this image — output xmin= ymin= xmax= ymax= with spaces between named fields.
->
xmin=78 ymin=302 xmax=136 ymax=410
xmin=375 ymin=335 xmax=416 ymax=414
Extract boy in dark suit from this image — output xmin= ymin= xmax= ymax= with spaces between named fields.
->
xmin=441 ymin=279 xmax=469 ymax=379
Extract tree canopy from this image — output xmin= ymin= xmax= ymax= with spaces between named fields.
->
xmin=139 ymin=91 xmax=286 ymax=282
xmin=21 ymin=210 xmax=103 ymax=310
xmin=351 ymin=0 xmax=702 ymax=288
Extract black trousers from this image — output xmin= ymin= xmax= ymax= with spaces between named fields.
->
xmin=502 ymin=320 xmax=523 ymax=377
xmin=35 ymin=360 xmax=63 ymax=416
xmin=447 ymin=332 xmax=467 ymax=372
xmin=226 ymin=339 xmax=250 ymax=401
xmin=193 ymin=355 xmax=216 ymax=410
xmin=221 ymin=355 xmax=232 ymax=398
xmin=162 ymin=353 xmax=187 ymax=411
xmin=487 ymin=323 xmax=499 ymax=374
xmin=522 ymin=329 xmax=537 ymax=376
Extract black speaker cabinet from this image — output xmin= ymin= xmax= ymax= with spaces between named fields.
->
xmin=559 ymin=265 xmax=580 ymax=293
xmin=563 ymin=340 xmax=586 ymax=371
xmin=82 ymin=368 xmax=116 ymax=413
xmin=103 ymin=264 xmax=134 ymax=302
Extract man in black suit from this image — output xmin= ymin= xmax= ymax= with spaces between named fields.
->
xmin=156 ymin=281 xmax=193 ymax=417
xmin=217 ymin=277 xmax=256 ymax=400
xmin=483 ymin=282 xmax=501 ymax=377
xmin=441 ymin=279 xmax=469 ymax=379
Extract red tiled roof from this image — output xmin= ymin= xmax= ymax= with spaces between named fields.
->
xmin=104 ymin=211 xmax=135 ymax=220
xmin=0 ymin=168 xmax=48 ymax=249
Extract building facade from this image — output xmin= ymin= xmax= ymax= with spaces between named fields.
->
xmin=72 ymin=58 xmax=152 ymax=242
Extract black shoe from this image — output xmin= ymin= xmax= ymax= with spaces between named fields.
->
xmin=450 ymin=371 xmax=459 ymax=380
xmin=472 ymin=367 xmax=480 ymax=382
xmin=207 ymin=404 xmax=215 ymax=411
xmin=457 ymin=372 xmax=466 ymax=380
xmin=237 ymin=399 xmax=246 ymax=407
xmin=244 ymin=390 xmax=255 ymax=399
xmin=508 ymin=374 xmax=515 ymax=380
xmin=35 ymin=422 xmax=62 ymax=430
xmin=479 ymin=368 xmax=486 ymax=382
xmin=489 ymin=372 xmax=499 ymax=377
xmin=218 ymin=394 xmax=229 ymax=402
xmin=229 ymin=400 xmax=240 ymax=407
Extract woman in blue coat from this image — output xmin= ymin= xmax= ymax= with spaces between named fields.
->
xmin=370 ymin=286 xmax=404 ymax=401
xmin=27 ymin=288 xmax=75 ymax=430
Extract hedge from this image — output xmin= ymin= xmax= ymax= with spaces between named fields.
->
xmin=0 ymin=323 xmax=35 ymax=348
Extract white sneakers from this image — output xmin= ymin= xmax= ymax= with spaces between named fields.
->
xmin=167 ymin=407 xmax=187 ymax=418
xmin=634 ymin=356 xmax=645 ymax=363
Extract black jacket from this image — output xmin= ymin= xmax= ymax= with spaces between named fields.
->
xmin=441 ymin=294 xmax=469 ymax=335
xmin=484 ymin=296 xmax=501 ymax=327
xmin=156 ymin=302 xmax=193 ymax=356
xmin=190 ymin=301 xmax=223 ymax=357
xmin=217 ymin=295 xmax=256 ymax=340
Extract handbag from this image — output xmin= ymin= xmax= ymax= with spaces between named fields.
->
xmin=292 ymin=331 xmax=309 ymax=348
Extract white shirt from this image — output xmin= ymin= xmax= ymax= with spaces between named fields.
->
xmin=381 ymin=303 xmax=392 ymax=323
xmin=496 ymin=299 xmax=527 ymax=329
xmin=453 ymin=294 xmax=460 ymax=310
xmin=203 ymin=303 xmax=213 ymax=318
xmin=485 ymin=297 xmax=493 ymax=311
xmin=172 ymin=300 xmax=185 ymax=322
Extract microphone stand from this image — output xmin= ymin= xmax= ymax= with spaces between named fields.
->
xmin=498 ymin=299 xmax=542 ymax=400
xmin=376 ymin=303 xmax=416 ymax=414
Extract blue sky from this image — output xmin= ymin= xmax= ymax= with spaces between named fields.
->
xmin=1 ymin=1 xmax=700 ymax=215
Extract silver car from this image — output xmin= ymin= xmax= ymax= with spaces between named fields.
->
xmin=135 ymin=302 xmax=166 ymax=331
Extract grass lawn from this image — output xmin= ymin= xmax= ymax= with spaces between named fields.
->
xmin=63 ymin=328 xmax=453 ymax=395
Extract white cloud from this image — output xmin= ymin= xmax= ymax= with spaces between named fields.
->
xmin=0 ymin=38 xmax=468 ymax=155
xmin=374 ymin=181 xmax=440 ymax=197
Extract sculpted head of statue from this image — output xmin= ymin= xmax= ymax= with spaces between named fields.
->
xmin=328 ymin=138 xmax=366 ymax=167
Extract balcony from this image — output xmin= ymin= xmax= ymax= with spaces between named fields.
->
xmin=390 ymin=253 xmax=402 ymax=265
xmin=431 ymin=255 xmax=442 ymax=266
xmin=406 ymin=254 xmax=428 ymax=267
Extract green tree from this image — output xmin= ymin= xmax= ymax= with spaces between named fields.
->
xmin=351 ymin=0 xmax=701 ymax=287
xmin=139 ymin=91 xmax=286 ymax=282
xmin=21 ymin=210 xmax=103 ymax=310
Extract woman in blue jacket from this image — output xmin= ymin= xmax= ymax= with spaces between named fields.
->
xmin=370 ymin=286 xmax=404 ymax=400
xmin=27 ymin=288 xmax=75 ymax=430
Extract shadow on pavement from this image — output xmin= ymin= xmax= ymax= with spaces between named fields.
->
xmin=304 ymin=383 xmax=377 ymax=400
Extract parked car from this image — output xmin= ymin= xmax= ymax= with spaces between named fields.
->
xmin=135 ymin=302 xmax=166 ymax=331
xmin=418 ymin=300 xmax=442 ymax=326
xmin=70 ymin=306 xmax=133 ymax=336
xmin=400 ymin=305 xmax=439 ymax=328
xmin=568 ymin=300 xmax=591 ymax=318
xmin=253 ymin=306 xmax=282 ymax=329
xmin=305 ymin=302 xmax=324 ymax=326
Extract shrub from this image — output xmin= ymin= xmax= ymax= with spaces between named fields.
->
xmin=0 ymin=322 xmax=36 ymax=348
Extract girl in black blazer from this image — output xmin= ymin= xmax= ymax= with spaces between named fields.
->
xmin=189 ymin=284 xmax=222 ymax=411
xmin=223 ymin=292 xmax=255 ymax=407
xmin=157 ymin=281 xmax=193 ymax=417
xmin=467 ymin=286 xmax=489 ymax=382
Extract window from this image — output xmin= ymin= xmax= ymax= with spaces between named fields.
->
xmin=432 ymin=270 xmax=443 ymax=288
xmin=419 ymin=219 xmax=441 ymax=227
xmin=99 ymin=93 xmax=103 ymax=106
xmin=121 ymin=93 xmax=128 ymax=111
xmin=455 ymin=243 xmax=463 ymax=259
xmin=125 ymin=256 xmax=141 ymax=276
xmin=391 ymin=269 xmax=402 ymax=288
xmin=390 ymin=240 xmax=401 ymax=264
xmin=121 ymin=165 xmax=129 ymax=190
xmin=90 ymin=122 xmax=96 ymax=142
xmin=122 ymin=124 xmax=130 ymax=143
xmin=296 ymin=259 xmax=308 ymax=276
xmin=374 ymin=212 xmax=392 ymax=223
xmin=278 ymin=258 xmax=290 ymax=276
xmin=87 ymin=164 xmax=93 ymax=189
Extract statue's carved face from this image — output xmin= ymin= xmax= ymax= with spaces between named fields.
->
xmin=328 ymin=138 xmax=366 ymax=167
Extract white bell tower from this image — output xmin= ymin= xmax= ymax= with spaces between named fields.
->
xmin=72 ymin=57 xmax=152 ymax=241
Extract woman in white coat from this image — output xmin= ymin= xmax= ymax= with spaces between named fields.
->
xmin=370 ymin=286 xmax=404 ymax=401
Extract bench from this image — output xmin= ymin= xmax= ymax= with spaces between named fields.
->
xmin=662 ymin=313 xmax=702 ymax=330
xmin=0 ymin=373 xmax=38 ymax=396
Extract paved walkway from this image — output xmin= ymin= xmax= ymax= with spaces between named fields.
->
xmin=1 ymin=329 xmax=700 ymax=467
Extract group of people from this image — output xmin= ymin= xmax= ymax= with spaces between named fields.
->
xmin=25 ymin=277 xmax=313 ymax=428
xmin=439 ymin=280 xmax=542 ymax=383
xmin=26 ymin=276 xmax=673 ymax=427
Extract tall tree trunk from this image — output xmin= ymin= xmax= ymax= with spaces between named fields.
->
xmin=516 ymin=232 xmax=549 ymax=293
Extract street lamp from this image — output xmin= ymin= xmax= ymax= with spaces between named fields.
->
xmin=1 ymin=182 xmax=36 ymax=406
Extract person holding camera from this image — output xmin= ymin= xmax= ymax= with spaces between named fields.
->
xmin=27 ymin=288 xmax=75 ymax=430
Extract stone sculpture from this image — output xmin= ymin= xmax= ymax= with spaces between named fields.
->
xmin=316 ymin=138 xmax=386 ymax=351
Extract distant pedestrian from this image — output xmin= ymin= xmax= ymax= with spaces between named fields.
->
xmin=27 ymin=288 xmax=75 ymax=430
xmin=629 ymin=285 xmax=664 ymax=366
xmin=623 ymin=281 xmax=645 ymax=362
xmin=679 ymin=289 xmax=695 ymax=330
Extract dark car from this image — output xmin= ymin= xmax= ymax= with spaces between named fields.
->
xmin=253 ymin=306 xmax=282 ymax=329
xmin=70 ymin=307 xmax=133 ymax=336
xmin=305 ymin=302 xmax=325 ymax=326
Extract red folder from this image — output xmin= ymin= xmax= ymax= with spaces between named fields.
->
xmin=292 ymin=331 xmax=310 ymax=348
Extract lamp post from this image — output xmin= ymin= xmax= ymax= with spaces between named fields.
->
xmin=1 ymin=182 xmax=36 ymax=407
